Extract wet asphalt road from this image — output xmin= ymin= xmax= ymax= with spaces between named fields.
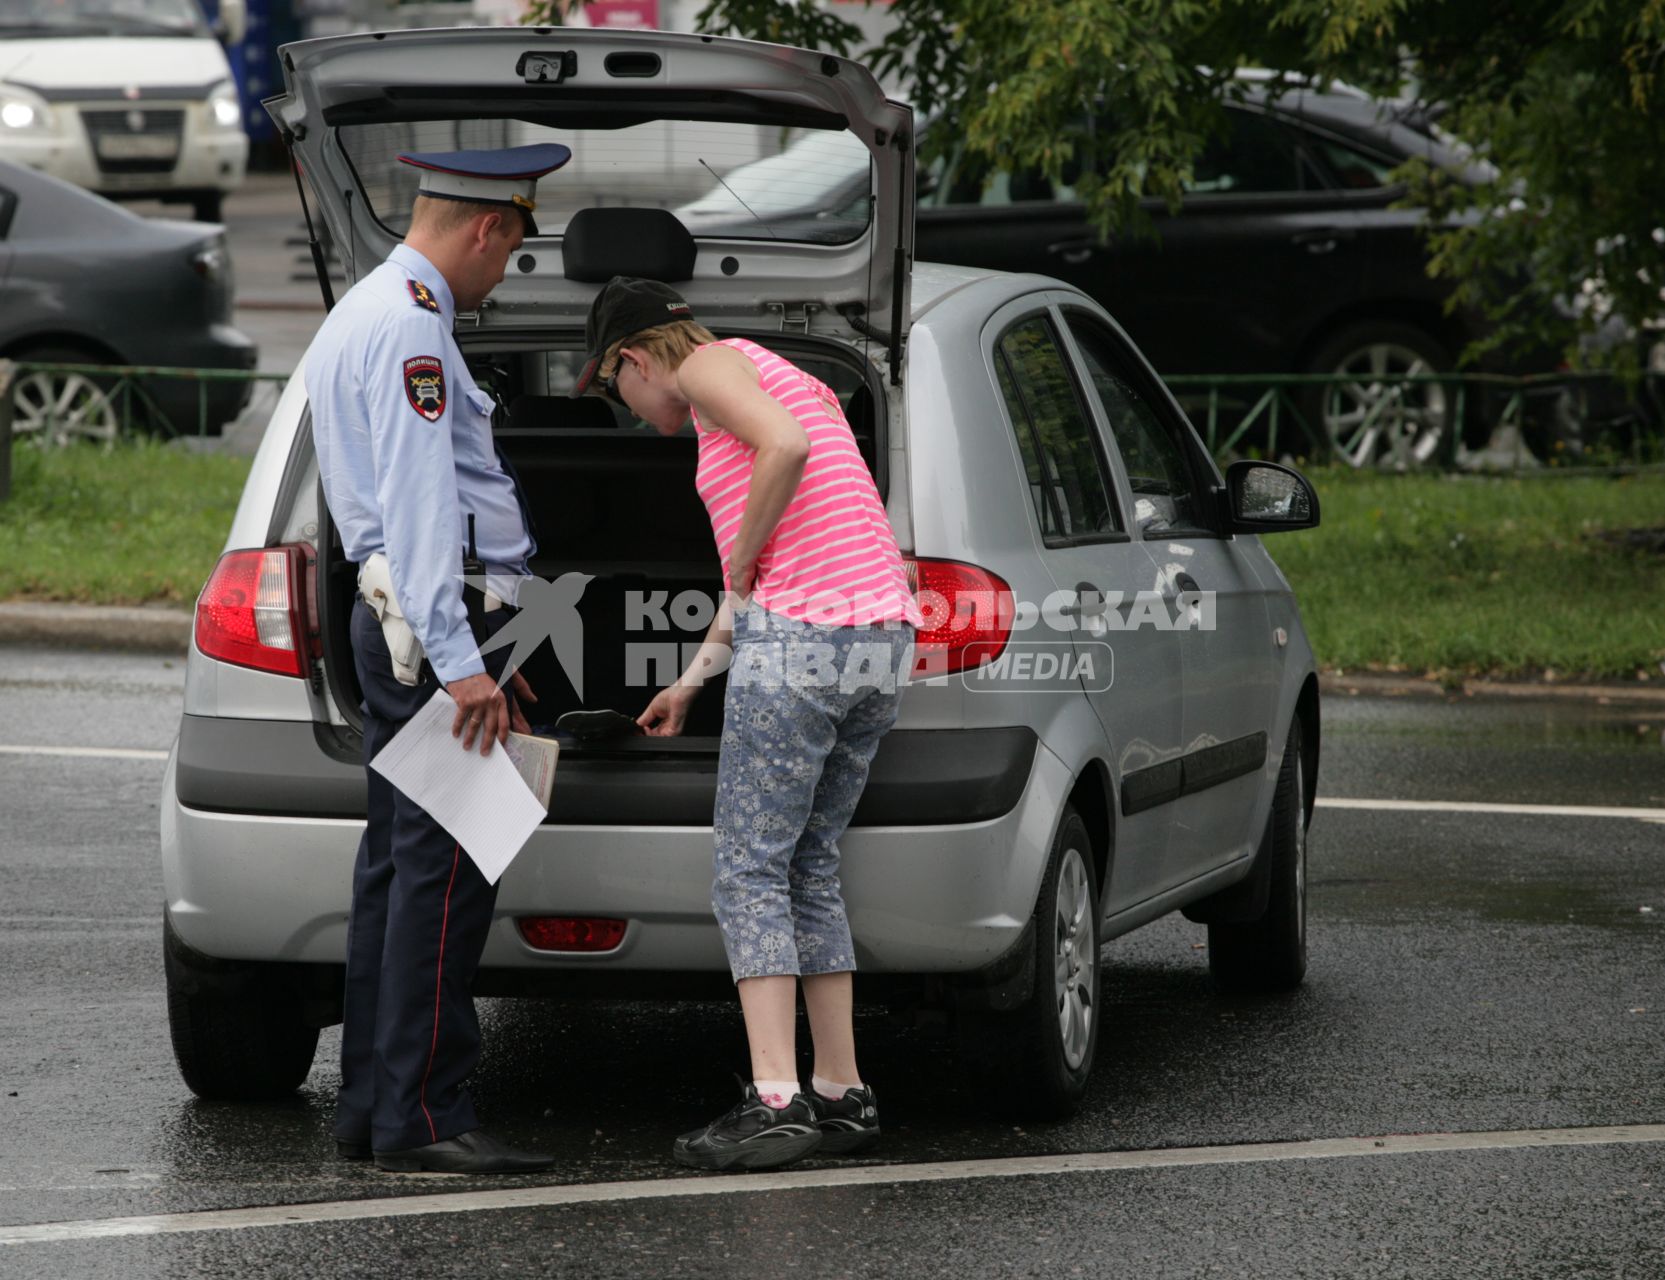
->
xmin=1 ymin=649 xmax=1663 ymax=1277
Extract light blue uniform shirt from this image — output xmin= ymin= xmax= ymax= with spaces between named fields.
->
xmin=304 ymin=244 xmax=535 ymax=683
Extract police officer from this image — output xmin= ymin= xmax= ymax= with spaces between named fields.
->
xmin=304 ymin=144 xmax=568 ymax=1175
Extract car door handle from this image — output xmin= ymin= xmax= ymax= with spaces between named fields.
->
xmin=1173 ymin=572 xmax=1201 ymax=596
xmin=1059 ymin=580 xmax=1114 ymax=619
xmin=1291 ymin=228 xmax=1355 ymax=255
xmin=1047 ymin=240 xmax=1096 ymax=265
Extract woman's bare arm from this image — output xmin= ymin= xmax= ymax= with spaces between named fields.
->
xmin=677 ymin=345 xmax=810 ymax=593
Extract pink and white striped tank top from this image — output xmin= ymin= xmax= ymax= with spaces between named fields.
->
xmin=691 ymin=338 xmax=924 ymax=629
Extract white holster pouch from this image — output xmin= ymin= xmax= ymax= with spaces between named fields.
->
xmin=358 ymin=553 xmax=424 ymax=686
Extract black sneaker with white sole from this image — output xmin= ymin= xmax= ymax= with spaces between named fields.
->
xmin=804 ymin=1082 xmax=880 ymax=1154
xmin=672 ymin=1082 xmax=823 ymax=1172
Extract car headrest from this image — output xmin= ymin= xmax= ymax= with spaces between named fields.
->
xmin=507 ymin=394 xmax=620 ymax=431
xmin=562 ymin=207 xmax=697 ymax=283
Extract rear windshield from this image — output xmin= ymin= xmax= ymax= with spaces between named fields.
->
xmin=338 ymin=119 xmax=874 ymax=245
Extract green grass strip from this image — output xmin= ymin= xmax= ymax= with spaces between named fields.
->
xmin=3 ymin=447 xmax=1662 ymax=681
xmin=0 ymin=441 xmax=251 ymax=605
xmin=1268 ymin=467 xmax=1665 ymax=680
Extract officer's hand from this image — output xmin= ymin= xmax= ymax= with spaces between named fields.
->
xmin=637 ymin=684 xmax=699 ymax=737
xmin=448 ymin=673 xmax=508 ymax=755
xmin=508 ymin=670 xmax=537 ymax=735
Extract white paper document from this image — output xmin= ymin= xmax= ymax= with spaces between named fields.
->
xmin=368 ymin=689 xmax=546 ymax=884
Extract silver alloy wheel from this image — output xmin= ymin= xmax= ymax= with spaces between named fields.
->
xmin=1053 ymin=843 xmax=1096 ymax=1071
xmin=1322 ymin=341 xmax=1448 ymax=469
xmin=10 ymin=369 xmax=120 ymax=447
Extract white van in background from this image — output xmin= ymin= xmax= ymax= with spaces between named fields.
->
xmin=0 ymin=0 xmax=248 ymax=222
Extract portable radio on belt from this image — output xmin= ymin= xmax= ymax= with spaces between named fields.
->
xmin=461 ymin=512 xmax=490 ymax=643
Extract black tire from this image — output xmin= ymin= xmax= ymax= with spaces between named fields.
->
xmin=1301 ymin=322 xmax=1458 ymax=468
xmin=191 ymin=192 xmax=224 ymax=224
xmin=1208 ymin=719 xmax=1308 ymax=993
xmin=980 ymin=806 xmax=1101 ymax=1118
xmin=164 ymin=914 xmax=319 ymax=1100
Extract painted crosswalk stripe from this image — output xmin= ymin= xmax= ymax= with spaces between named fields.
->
xmin=3 ymin=1124 xmax=1663 ymax=1247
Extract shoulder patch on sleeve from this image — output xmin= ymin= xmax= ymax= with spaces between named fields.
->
xmin=406 ymin=279 xmax=440 ymax=312
xmin=403 ymin=355 xmax=446 ymax=421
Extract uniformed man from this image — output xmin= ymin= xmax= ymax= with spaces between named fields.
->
xmin=304 ymin=143 xmax=568 ymax=1175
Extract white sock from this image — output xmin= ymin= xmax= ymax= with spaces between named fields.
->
xmin=753 ymin=1079 xmax=800 ymax=1110
xmin=812 ymin=1073 xmax=861 ymax=1101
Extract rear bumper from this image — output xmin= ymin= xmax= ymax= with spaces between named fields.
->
xmin=173 ymin=714 xmax=1037 ymax=826
xmin=139 ymin=324 xmax=259 ymax=432
xmin=160 ymin=726 xmax=1067 ymax=976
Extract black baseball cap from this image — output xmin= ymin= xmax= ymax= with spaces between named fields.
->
xmin=571 ymin=276 xmax=696 ymax=397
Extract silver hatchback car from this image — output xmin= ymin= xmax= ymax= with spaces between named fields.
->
xmin=160 ymin=27 xmax=1322 ymax=1118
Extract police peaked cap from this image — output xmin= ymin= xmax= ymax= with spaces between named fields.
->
xmin=398 ymin=143 xmax=572 ymax=235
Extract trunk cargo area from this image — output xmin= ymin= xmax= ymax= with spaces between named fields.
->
xmin=316 ymin=335 xmax=884 ymax=752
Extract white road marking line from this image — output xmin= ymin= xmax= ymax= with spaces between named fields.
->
xmin=3 ymin=1124 xmax=1662 ymax=1247
xmin=1317 ymin=797 xmax=1665 ymax=822
xmin=0 ymin=916 xmax=154 ymax=928
xmin=0 ymin=745 xmax=168 ymax=762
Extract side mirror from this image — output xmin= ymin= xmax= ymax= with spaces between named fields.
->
xmin=215 ymin=0 xmax=247 ymax=46
xmin=1220 ymin=460 xmax=1320 ymax=533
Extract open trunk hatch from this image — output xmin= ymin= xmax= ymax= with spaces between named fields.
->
xmin=266 ymin=26 xmax=914 ymax=350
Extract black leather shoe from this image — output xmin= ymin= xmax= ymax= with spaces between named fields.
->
xmin=336 ymin=1138 xmax=371 ymax=1161
xmin=374 ymin=1129 xmax=555 ymax=1174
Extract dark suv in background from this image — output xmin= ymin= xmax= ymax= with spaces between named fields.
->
xmin=915 ymin=84 xmax=1612 ymax=465
xmin=682 ymin=78 xmax=1658 ymax=465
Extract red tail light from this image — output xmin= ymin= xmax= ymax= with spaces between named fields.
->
xmin=517 ymin=917 xmax=628 ymax=953
xmin=194 ymin=545 xmax=316 ymax=678
xmin=903 ymin=557 xmax=1014 ymax=676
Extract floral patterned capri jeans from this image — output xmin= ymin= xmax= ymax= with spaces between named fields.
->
xmin=712 ymin=604 xmax=916 ymax=981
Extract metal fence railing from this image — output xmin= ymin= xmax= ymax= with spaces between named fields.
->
xmin=0 ymin=361 xmax=290 ymax=450
xmin=2 ymin=358 xmax=1662 ymax=480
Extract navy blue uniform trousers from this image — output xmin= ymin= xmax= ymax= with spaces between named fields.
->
xmin=335 ymin=597 xmax=516 ymax=1153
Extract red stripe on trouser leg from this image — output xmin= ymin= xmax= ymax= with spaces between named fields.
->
xmin=418 ymin=843 xmax=462 ymax=1145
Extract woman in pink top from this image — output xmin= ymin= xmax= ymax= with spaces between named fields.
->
xmin=574 ymin=277 xmax=921 ymax=1171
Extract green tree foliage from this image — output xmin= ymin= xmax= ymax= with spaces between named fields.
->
xmin=1373 ymin=2 xmax=1665 ymax=373
xmin=524 ymin=0 xmax=1664 ymax=368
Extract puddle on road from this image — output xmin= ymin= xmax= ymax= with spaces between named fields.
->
xmin=1325 ymin=696 xmax=1665 ymax=751
xmin=1318 ymin=696 xmax=1665 ymax=807
xmin=1314 ymin=874 xmax=1664 ymax=930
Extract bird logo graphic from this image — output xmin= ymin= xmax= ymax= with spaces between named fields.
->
xmin=463 ymin=571 xmax=594 ymax=700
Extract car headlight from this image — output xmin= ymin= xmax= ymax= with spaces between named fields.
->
xmin=208 ymin=83 xmax=242 ymax=131
xmin=0 ymin=90 xmax=53 ymax=133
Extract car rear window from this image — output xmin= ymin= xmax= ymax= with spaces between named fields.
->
xmin=338 ymin=118 xmax=874 ymax=245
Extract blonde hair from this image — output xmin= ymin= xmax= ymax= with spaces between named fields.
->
xmin=599 ymin=318 xmax=719 ymax=381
